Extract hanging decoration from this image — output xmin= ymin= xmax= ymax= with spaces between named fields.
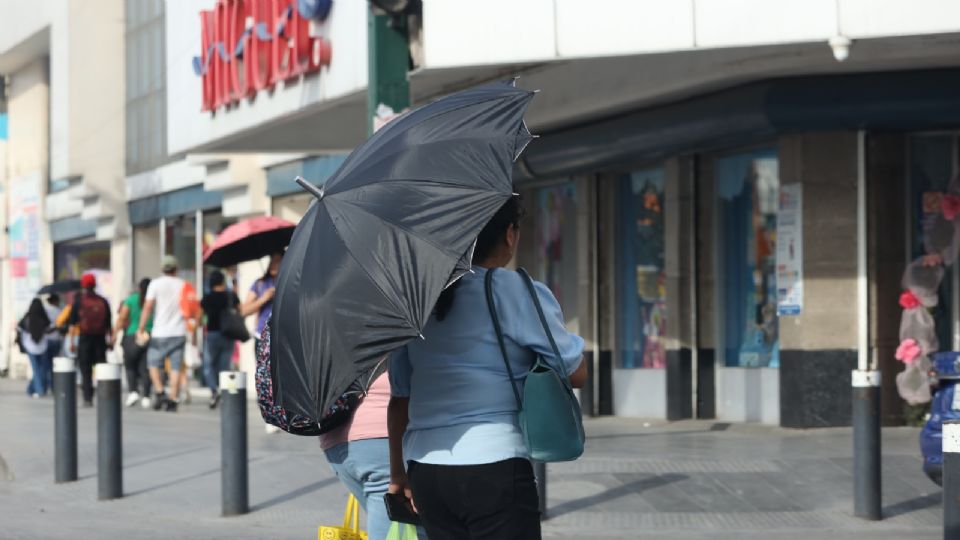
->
xmin=896 ymin=180 xmax=960 ymax=405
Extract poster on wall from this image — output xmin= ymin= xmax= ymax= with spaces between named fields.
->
xmin=8 ymin=172 xmax=43 ymax=317
xmin=776 ymin=183 xmax=803 ymax=316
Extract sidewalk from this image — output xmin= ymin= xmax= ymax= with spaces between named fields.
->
xmin=0 ymin=378 xmax=942 ymax=539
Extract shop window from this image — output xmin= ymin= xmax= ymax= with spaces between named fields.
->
xmin=908 ymin=134 xmax=956 ymax=350
xmin=716 ymin=150 xmax=779 ymax=368
xmin=616 ymin=168 xmax=666 ymax=369
xmin=54 ymin=238 xmax=112 ymax=301
xmin=530 ymin=182 xmax=580 ymax=330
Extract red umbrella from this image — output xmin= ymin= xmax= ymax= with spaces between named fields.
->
xmin=203 ymin=216 xmax=297 ymax=267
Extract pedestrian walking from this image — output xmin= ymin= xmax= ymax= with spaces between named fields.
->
xmin=241 ymin=251 xmax=282 ymax=432
xmin=200 ymin=270 xmax=240 ymax=409
xmin=18 ymin=298 xmax=53 ymax=398
xmin=387 ymin=197 xmax=587 ymax=540
xmin=113 ymin=278 xmax=152 ymax=408
xmin=137 ymin=256 xmax=199 ymax=412
xmin=42 ymin=293 xmax=64 ymax=387
xmin=68 ymin=273 xmax=114 ymax=407
xmin=321 ymin=372 xmax=400 ymax=540
xmin=241 ymin=251 xmax=282 ymax=344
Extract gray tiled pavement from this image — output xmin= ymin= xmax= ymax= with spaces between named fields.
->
xmin=0 ymin=378 xmax=942 ymax=539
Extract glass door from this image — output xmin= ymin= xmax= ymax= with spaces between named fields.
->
xmin=716 ymin=149 xmax=780 ymax=368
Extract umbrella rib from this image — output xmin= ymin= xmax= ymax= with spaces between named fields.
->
xmin=322 ymin=204 xmax=425 ymax=333
xmin=328 ymin=94 xmax=534 ymax=189
xmin=328 ymin=177 xmax=502 ymax=200
xmin=331 ymin=194 xmax=499 ymax=262
xmin=327 ymin=134 xmax=528 ymax=196
xmin=340 ymin=89 xmax=530 ymax=161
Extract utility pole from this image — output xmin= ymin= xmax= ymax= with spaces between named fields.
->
xmin=853 ymin=129 xmax=882 ymax=521
xmin=367 ymin=1 xmax=412 ymax=137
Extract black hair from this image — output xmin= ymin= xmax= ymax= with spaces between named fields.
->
xmin=434 ymin=194 xmax=525 ymax=321
xmin=138 ymin=278 xmax=151 ymax=308
xmin=209 ymin=270 xmax=226 ymax=289
xmin=48 ymin=293 xmax=60 ymax=306
xmin=263 ymin=251 xmax=284 ymax=281
xmin=24 ymin=298 xmax=51 ymax=343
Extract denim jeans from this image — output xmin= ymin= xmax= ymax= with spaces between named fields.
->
xmin=26 ymin=353 xmax=50 ymax=396
xmin=204 ymin=331 xmax=234 ymax=392
xmin=324 ymin=438 xmax=394 ymax=540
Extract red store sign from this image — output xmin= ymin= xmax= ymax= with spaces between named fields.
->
xmin=192 ymin=0 xmax=333 ymax=113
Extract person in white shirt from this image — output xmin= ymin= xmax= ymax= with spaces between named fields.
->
xmin=137 ymin=256 xmax=198 ymax=412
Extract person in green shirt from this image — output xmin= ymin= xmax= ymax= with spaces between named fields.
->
xmin=113 ymin=278 xmax=153 ymax=408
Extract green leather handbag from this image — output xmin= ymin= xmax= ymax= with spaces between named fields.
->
xmin=485 ymin=268 xmax=585 ymax=462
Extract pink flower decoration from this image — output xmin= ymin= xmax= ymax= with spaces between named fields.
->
xmin=900 ymin=290 xmax=922 ymax=310
xmin=895 ymin=339 xmax=922 ymax=364
xmin=942 ymin=193 xmax=960 ymax=221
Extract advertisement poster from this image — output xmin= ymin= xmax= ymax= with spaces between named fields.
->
xmin=776 ymin=183 xmax=803 ymax=316
xmin=9 ymin=172 xmax=43 ymax=317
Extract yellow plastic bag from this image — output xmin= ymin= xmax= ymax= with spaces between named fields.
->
xmin=318 ymin=494 xmax=368 ymax=540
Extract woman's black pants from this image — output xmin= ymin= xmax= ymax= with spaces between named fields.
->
xmin=408 ymin=457 xmax=541 ymax=540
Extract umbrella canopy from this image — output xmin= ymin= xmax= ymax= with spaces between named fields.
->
xmin=272 ymin=80 xmax=534 ymax=420
xmin=203 ymin=216 xmax=296 ymax=267
xmin=38 ymin=279 xmax=82 ymax=295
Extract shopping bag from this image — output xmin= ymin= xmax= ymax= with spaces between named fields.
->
xmin=107 ymin=346 xmax=123 ymax=365
xmin=184 ymin=342 xmax=201 ymax=369
xmin=386 ymin=522 xmax=419 ymax=540
xmin=318 ymin=494 xmax=367 ymax=540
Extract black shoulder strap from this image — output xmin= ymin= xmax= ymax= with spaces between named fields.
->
xmin=517 ymin=268 xmax=572 ymax=388
xmin=485 ymin=268 xmax=523 ymax=410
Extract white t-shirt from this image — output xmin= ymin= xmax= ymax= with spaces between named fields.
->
xmin=145 ymin=275 xmax=186 ymax=338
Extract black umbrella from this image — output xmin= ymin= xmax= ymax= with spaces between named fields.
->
xmin=272 ymin=80 xmax=534 ymax=420
xmin=38 ymin=280 xmax=82 ymax=295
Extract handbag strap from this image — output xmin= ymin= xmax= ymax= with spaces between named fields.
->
xmin=516 ymin=268 xmax=569 ymax=386
xmin=485 ymin=268 xmax=523 ymax=410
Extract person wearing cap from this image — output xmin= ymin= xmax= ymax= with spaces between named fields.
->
xmin=137 ymin=255 xmax=199 ymax=412
xmin=67 ymin=273 xmax=114 ymax=406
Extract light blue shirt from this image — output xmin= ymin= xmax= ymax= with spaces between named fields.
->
xmin=389 ymin=267 xmax=584 ymax=466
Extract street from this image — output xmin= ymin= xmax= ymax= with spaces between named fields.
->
xmin=0 ymin=379 xmax=941 ymax=539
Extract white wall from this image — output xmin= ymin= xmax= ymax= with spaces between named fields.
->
xmin=421 ymin=0 xmax=960 ymax=68
xmin=613 ymin=368 xmax=666 ymax=418
xmin=716 ymin=367 xmax=780 ymax=424
xmin=165 ymin=0 xmax=369 ymax=155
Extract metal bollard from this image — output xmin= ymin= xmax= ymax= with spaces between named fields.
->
xmin=53 ymin=357 xmax=78 ymax=483
xmin=852 ymin=370 xmax=881 ymax=520
xmin=95 ymin=363 xmax=123 ymax=500
xmin=220 ymin=371 xmax=248 ymax=516
xmin=534 ymin=460 xmax=547 ymax=520
xmin=944 ymin=420 xmax=960 ymax=538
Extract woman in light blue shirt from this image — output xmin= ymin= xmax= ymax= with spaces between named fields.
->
xmin=387 ymin=195 xmax=587 ymax=540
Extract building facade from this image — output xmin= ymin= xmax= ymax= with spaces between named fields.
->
xmin=2 ymin=0 xmax=960 ymax=428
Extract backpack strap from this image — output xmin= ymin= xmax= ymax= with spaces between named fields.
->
xmin=484 ymin=268 xmax=523 ymax=411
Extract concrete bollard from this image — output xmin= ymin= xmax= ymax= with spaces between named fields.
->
xmin=53 ymin=357 xmax=78 ymax=483
xmin=852 ymin=369 xmax=881 ymax=520
xmin=534 ymin=460 xmax=547 ymax=520
xmin=944 ymin=420 xmax=960 ymax=538
xmin=220 ymin=371 xmax=248 ymax=516
xmin=95 ymin=362 xmax=123 ymax=500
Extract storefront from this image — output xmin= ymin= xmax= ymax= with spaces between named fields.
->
xmin=512 ymin=68 xmax=960 ymax=427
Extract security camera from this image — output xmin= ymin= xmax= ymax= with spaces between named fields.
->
xmin=828 ymin=35 xmax=852 ymax=62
